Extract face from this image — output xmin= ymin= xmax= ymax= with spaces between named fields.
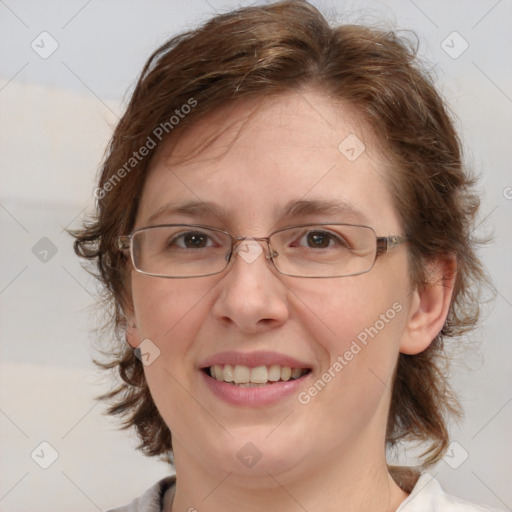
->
xmin=126 ymin=89 xmax=414 ymax=484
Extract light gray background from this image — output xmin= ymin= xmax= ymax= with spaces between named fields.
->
xmin=0 ymin=1 xmax=511 ymax=511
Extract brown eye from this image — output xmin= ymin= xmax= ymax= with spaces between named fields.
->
xmin=169 ymin=231 xmax=213 ymax=249
xmin=298 ymin=230 xmax=349 ymax=249
xmin=306 ymin=231 xmax=332 ymax=248
xmin=182 ymin=232 xmax=209 ymax=248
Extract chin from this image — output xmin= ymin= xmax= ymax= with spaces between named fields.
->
xmin=203 ymin=427 xmax=311 ymax=481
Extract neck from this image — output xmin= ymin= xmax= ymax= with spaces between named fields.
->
xmin=169 ymin=441 xmax=408 ymax=512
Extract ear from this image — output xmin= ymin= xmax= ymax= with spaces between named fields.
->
xmin=400 ymin=255 xmax=456 ymax=355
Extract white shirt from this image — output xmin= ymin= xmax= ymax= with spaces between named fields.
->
xmin=397 ymin=473 xmax=502 ymax=512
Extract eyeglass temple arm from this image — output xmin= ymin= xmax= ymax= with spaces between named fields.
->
xmin=376 ymin=235 xmax=408 ymax=256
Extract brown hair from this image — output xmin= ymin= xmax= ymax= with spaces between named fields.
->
xmin=73 ymin=0 xmax=487 ymax=474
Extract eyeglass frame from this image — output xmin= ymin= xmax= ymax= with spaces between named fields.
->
xmin=118 ymin=223 xmax=408 ymax=279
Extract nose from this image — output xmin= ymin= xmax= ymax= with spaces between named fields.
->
xmin=212 ymin=238 xmax=289 ymax=334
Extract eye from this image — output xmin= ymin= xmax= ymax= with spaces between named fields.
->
xmin=298 ymin=230 xmax=348 ymax=249
xmin=170 ymin=231 xmax=215 ymax=249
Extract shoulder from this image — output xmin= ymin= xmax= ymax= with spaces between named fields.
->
xmin=107 ymin=476 xmax=176 ymax=512
xmin=397 ymin=473 xmax=503 ymax=512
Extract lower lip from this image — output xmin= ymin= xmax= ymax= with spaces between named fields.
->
xmin=200 ymin=371 xmax=310 ymax=407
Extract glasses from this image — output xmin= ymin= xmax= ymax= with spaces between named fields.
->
xmin=118 ymin=223 xmax=408 ymax=279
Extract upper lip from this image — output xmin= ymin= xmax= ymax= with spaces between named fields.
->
xmin=199 ymin=350 xmax=312 ymax=369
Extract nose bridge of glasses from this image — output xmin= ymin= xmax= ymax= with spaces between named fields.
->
xmin=230 ymin=235 xmax=275 ymax=264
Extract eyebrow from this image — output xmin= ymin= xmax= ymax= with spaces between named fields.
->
xmin=146 ymin=198 xmax=369 ymax=226
xmin=146 ymin=201 xmax=230 ymax=225
xmin=276 ymin=199 xmax=369 ymax=225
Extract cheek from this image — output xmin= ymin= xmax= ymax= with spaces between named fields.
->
xmin=131 ymin=277 xmax=215 ymax=426
xmin=131 ymin=275 xmax=211 ymax=338
xmin=130 ymin=276 xmax=218 ymax=376
xmin=290 ymin=273 xmax=407 ymax=357
xmin=292 ymin=279 xmax=407 ymax=434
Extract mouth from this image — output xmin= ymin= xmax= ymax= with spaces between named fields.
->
xmin=202 ymin=364 xmax=311 ymax=387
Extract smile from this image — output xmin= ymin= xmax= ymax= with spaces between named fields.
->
xmin=199 ymin=351 xmax=313 ymax=406
xmin=205 ymin=364 xmax=310 ymax=386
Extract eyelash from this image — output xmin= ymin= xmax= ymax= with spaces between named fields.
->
xmin=168 ymin=229 xmax=349 ymax=250
xmin=295 ymin=230 xmax=349 ymax=249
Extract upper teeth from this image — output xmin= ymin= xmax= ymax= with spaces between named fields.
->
xmin=209 ymin=364 xmax=307 ymax=384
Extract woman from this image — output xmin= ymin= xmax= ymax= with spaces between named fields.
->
xmin=74 ymin=1 xmax=498 ymax=511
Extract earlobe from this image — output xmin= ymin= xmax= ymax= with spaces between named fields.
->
xmin=400 ymin=256 xmax=456 ymax=355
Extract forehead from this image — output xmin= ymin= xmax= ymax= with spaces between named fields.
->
xmin=136 ymin=89 xmax=401 ymax=234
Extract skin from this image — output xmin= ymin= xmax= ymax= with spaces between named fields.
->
xmin=125 ymin=89 xmax=455 ymax=512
